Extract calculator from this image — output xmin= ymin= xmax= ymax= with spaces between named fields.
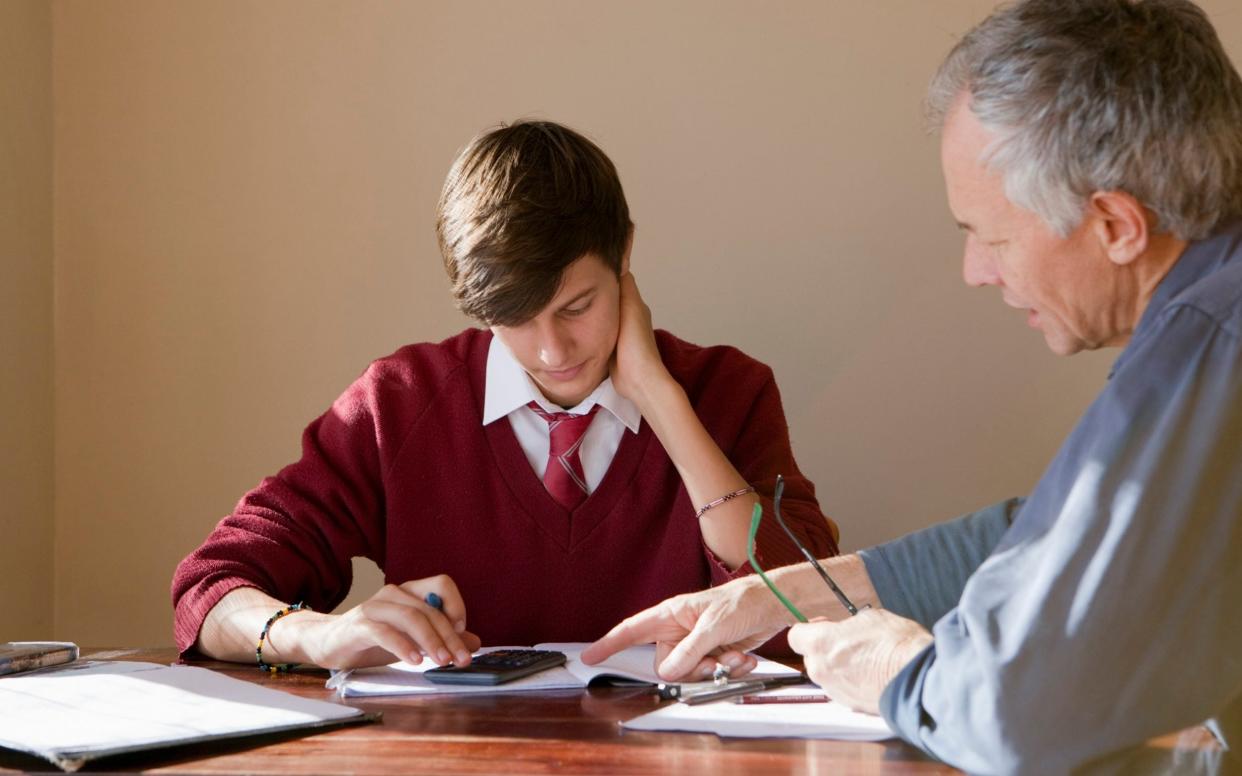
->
xmin=423 ymin=649 xmax=568 ymax=685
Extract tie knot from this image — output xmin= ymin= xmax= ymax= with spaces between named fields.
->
xmin=526 ymin=401 xmax=600 ymax=424
xmin=527 ymin=402 xmax=601 ymax=456
xmin=526 ymin=401 xmax=601 ymax=510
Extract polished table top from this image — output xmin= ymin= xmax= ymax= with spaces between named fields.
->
xmin=0 ymin=648 xmax=1225 ymax=775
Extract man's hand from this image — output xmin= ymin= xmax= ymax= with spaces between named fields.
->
xmin=787 ymin=608 xmax=932 ymax=715
xmin=609 ymin=271 xmax=672 ymax=406
xmin=274 ymin=575 xmax=481 ymax=671
xmin=581 ymin=575 xmax=794 ymax=680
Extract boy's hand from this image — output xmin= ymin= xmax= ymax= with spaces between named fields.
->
xmin=277 ymin=575 xmax=481 ymax=670
xmin=610 ymin=271 xmax=673 ymax=406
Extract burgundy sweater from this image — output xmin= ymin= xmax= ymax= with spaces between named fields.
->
xmin=172 ymin=329 xmax=839 ymax=652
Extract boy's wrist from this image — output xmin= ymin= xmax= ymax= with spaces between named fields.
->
xmin=627 ymin=368 xmax=683 ymax=416
xmin=264 ymin=608 xmax=324 ymax=665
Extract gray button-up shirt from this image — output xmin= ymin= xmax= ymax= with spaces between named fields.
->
xmin=861 ymin=222 xmax=1242 ymax=774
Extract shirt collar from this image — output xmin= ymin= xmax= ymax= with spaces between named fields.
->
xmin=481 ymin=335 xmax=642 ymax=432
xmin=1110 ymin=219 xmax=1242 ymax=378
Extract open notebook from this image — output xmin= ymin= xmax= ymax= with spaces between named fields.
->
xmin=0 ymin=660 xmax=370 ymax=772
xmin=332 ymin=642 xmax=801 ymax=697
xmin=334 ymin=643 xmax=892 ymax=741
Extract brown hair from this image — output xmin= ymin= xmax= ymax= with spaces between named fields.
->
xmin=436 ymin=121 xmax=633 ymax=326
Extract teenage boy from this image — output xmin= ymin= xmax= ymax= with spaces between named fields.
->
xmin=172 ymin=121 xmax=837 ymax=672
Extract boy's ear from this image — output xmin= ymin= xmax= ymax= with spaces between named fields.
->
xmin=621 ymin=226 xmax=634 ymax=275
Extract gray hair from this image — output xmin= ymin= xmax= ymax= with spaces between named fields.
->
xmin=927 ymin=0 xmax=1242 ymax=240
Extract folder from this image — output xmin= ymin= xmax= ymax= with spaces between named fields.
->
xmin=0 ymin=659 xmax=372 ymax=771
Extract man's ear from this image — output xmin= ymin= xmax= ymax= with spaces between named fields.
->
xmin=1087 ymin=191 xmax=1150 ymax=266
xmin=620 ymin=225 xmax=634 ymax=275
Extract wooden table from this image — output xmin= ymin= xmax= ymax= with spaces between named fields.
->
xmin=0 ymin=648 xmax=1224 ymax=775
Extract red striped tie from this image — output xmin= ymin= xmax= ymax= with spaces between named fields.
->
xmin=527 ymin=402 xmax=602 ymax=511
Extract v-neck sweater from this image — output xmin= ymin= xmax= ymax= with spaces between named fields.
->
xmin=172 ymin=328 xmax=838 ymax=652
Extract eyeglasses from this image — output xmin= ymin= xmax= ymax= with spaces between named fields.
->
xmin=746 ymin=474 xmax=862 ymax=623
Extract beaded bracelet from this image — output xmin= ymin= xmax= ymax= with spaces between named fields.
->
xmin=256 ymin=601 xmax=310 ymax=673
xmin=695 ymin=485 xmax=756 ymax=519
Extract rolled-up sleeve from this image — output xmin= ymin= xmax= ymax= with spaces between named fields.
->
xmin=860 ymin=498 xmax=1022 ymax=629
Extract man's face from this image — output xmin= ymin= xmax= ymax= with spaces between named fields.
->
xmin=940 ymin=96 xmax=1131 ymax=356
xmin=491 ymin=254 xmax=621 ymax=408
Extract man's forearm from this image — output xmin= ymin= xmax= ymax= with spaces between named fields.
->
xmin=765 ymin=554 xmax=881 ymax=621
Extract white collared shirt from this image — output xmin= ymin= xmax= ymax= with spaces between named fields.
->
xmin=481 ymin=336 xmax=642 ymax=492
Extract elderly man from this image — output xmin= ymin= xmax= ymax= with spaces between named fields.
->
xmin=583 ymin=0 xmax=1242 ymax=771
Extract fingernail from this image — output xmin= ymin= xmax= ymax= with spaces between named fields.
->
xmin=455 ymin=651 xmax=470 ymax=665
xmin=723 ymin=654 xmax=743 ymax=669
xmin=699 ymin=665 xmax=714 ymax=679
xmin=437 ymin=649 xmax=451 ymax=664
xmin=454 ymin=620 xmax=466 ymax=633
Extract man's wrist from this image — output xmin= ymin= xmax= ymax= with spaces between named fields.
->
xmin=758 ymin=562 xmax=823 ymax=625
xmin=888 ymin=626 xmax=934 ymax=681
xmin=738 ymin=573 xmax=802 ymax=629
xmin=768 ymin=555 xmax=879 ymax=621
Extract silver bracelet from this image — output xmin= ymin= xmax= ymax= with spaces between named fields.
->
xmin=695 ymin=485 xmax=756 ymax=519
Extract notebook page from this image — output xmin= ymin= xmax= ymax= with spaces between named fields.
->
xmin=538 ymin=643 xmax=803 ymax=685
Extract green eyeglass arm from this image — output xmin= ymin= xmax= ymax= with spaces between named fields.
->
xmin=746 ymin=503 xmax=809 ymax=623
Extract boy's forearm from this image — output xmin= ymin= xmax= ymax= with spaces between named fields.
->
xmin=633 ymin=374 xmax=758 ymax=569
xmin=196 ymin=586 xmax=319 ymax=665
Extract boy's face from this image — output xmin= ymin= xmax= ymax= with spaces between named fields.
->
xmin=490 ymin=254 xmax=622 ymax=408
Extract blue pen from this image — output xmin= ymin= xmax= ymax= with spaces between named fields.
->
xmin=424 ymin=592 xmax=443 ymax=611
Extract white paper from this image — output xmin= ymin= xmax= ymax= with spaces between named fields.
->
xmin=0 ymin=661 xmax=365 ymax=770
xmin=549 ymin=642 xmax=800 ymax=684
xmin=621 ymin=695 xmax=895 ymax=741
xmin=334 ymin=642 xmax=801 ymax=698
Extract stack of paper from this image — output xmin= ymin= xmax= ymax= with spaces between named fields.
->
xmin=0 ymin=660 xmax=369 ymax=771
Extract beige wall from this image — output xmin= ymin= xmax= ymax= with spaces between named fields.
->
xmin=36 ymin=1 xmax=1242 ymax=646
xmin=1 ymin=0 xmax=53 ymax=640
